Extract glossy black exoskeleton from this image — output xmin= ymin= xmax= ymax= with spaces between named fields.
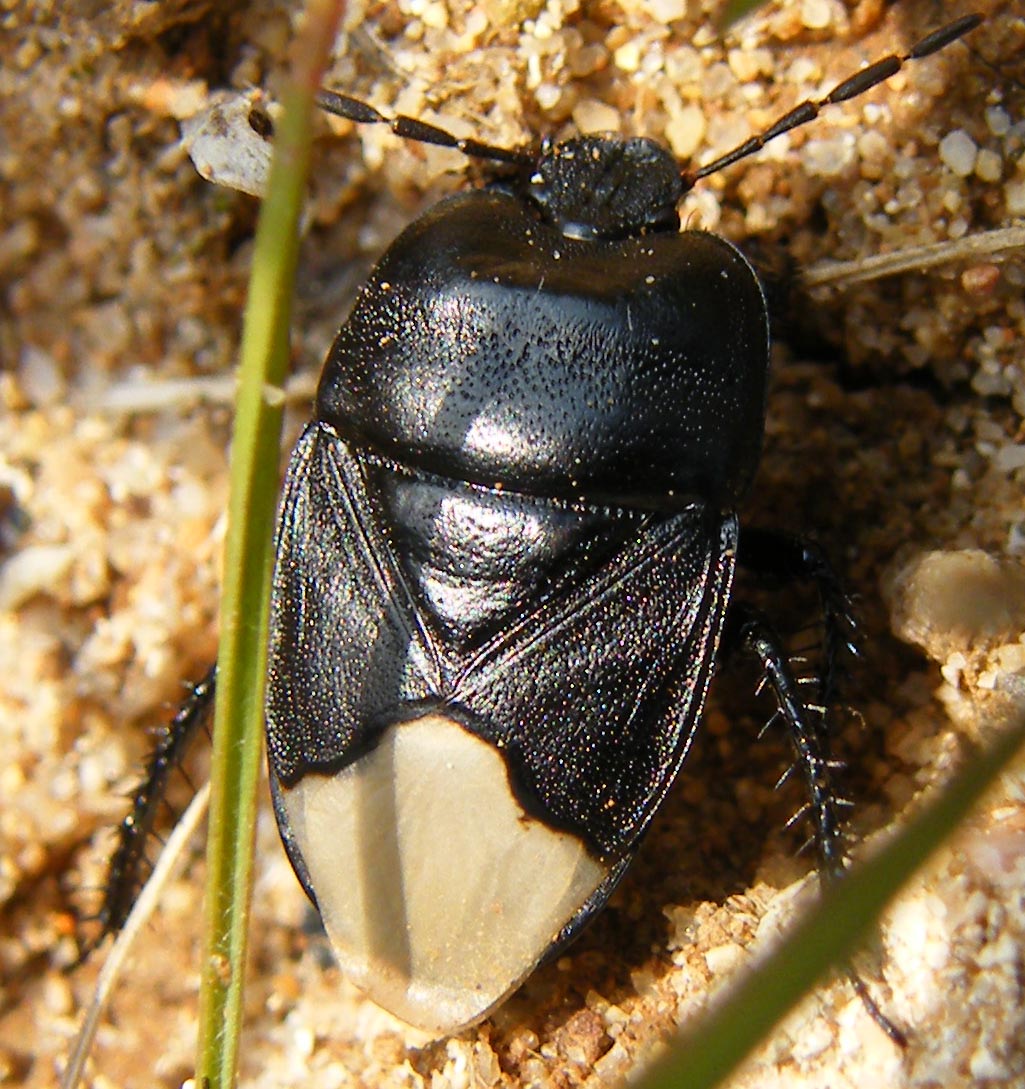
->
xmin=264 ymin=161 xmax=765 ymax=1034
xmin=89 ymin=13 xmax=982 ymax=1040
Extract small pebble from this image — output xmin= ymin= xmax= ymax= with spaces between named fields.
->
xmin=939 ymin=129 xmax=978 ymax=177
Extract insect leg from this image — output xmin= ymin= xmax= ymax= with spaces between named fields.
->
xmin=724 ymin=603 xmax=905 ymax=1045
xmin=77 ymin=664 xmax=217 ymax=959
xmin=738 ymin=527 xmax=858 ymax=712
xmin=724 ymin=604 xmax=845 ymax=875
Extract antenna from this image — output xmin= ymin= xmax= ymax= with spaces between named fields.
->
xmin=680 ymin=13 xmax=983 ymax=190
xmin=315 ymin=89 xmax=533 ymax=167
xmin=316 ymin=13 xmax=982 ymax=194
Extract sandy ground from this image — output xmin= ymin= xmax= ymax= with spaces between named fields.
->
xmin=2 ymin=1 xmax=1024 ymax=1087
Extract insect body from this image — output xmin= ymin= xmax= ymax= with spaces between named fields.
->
xmin=91 ymin=12 xmax=983 ymax=1040
xmin=265 ymin=159 xmax=766 ymax=1033
xmin=264 ymin=13 xmax=981 ymax=1034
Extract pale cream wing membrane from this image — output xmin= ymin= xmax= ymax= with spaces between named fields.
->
xmin=280 ymin=713 xmax=605 ymax=1035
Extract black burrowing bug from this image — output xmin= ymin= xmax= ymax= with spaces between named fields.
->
xmin=83 ymin=9 xmax=987 ymax=1044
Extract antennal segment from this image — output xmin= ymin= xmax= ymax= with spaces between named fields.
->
xmin=680 ymin=12 xmax=983 ymax=191
xmin=316 ymin=89 xmax=533 ymax=167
